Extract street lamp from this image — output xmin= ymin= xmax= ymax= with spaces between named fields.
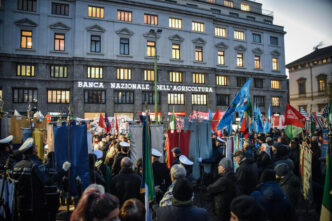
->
xmin=149 ymin=29 xmax=162 ymax=122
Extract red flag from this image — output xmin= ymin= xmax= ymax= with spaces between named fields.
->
xmin=240 ymin=115 xmax=249 ymax=139
xmin=115 ymin=116 xmax=119 ymax=133
xmin=98 ymin=114 xmax=105 ymax=130
xmin=212 ymin=109 xmax=222 ymax=135
xmin=105 ymin=113 xmax=112 ymax=133
xmin=284 ymin=103 xmax=306 ymax=128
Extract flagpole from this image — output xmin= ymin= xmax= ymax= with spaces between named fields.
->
xmin=66 ymin=104 xmax=72 ymax=215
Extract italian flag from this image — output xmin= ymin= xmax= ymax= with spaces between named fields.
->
xmin=284 ymin=103 xmax=306 ymax=140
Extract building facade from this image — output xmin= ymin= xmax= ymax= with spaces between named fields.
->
xmin=286 ymin=46 xmax=332 ymax=113
xmin=0 ymin=0 xmax=287 ymax=119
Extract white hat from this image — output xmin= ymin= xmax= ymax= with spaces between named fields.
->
xmin=179 ymin=155 xmax=193 ymax=166
xmin=93 ymin=150 xmax=103 ymax=159
xmin=44 ymin=145 xmax=48 ymax=149
xmin=120 ymin=141 xmax=130 ymax=147
xmin=152 ymin=148 xmax=162 ymax=157
xmin=18 ymin=137 xmax=34 ymax=152
xmin=0 ymin=135 xmax=13 ymax=144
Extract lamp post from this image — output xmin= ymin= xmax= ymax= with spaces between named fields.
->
xmin=149 ymin=29 xmax=162 ymax=122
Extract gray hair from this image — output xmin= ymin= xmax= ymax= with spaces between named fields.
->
xmin=86 ymin=184 xmax=105 ymax=194
xmin=170 ymin=164 xmax=186 ymax=180
xmin=121 ymin=157 xmax=133 ymax=169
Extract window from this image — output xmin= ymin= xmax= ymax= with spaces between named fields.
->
xmin=17 ymin=64 xmax=35 ymax=77
xmin=88 ymin=66 xmax=103 ymax=79
xmin=170 ymin=71 xmax=183 ymax=83
xmin=218 ymin=51 xmax=225 ymax=65
xmin=192 ymin=21 xmax=205 ymax=32
xmin=142 ymin=91 xmax=160 ymax=104
xmin=117 ymin=10 xmax=132 ymax=22
xmin=52 ymin=3 xmax=69 ymax=16
xmin=247 ymin=16 xmax=255 ymax=21
xmin=172 ymin=44 xmax=180 ymax=60
xmin=272 ymin=58 xmax=279 ymax=70
xmin=18 ymin=0 xmax=36 ymax=12
xmin=254 ymin=96 xmax=265 ymax=107
xmin=229 ymin=12 xmax=239 ymax=17
xmin=84 ymin=90 xmax=105 ymax=104
xmin=264 ymin=20 xmax=272 ymax=24
xmin=192 ymin=94 xmax=207 ymax=105
xmin=271 ymin=80 xmax=280 ymax=89
xmin=216 ymin=75 xmax=228 ymax=86
xmin=237 ymin=77 xmax=246 ymax=87
xmin=50 ymin=65 xmax=67 ymax=78
xmin=169 ymin=17 xmax=182 ymax=29
xmin=147 ymin=41 xmax=155 ymax=57
xmin=120 ymin=38 xmax=129 ymax=55
xmin=318 ymin=77 xmax=327 ymax=92
xmin=47 ymin=89 xmax=70 ymax=103
xmin=272 ymin=97 xmax=280 ymax=107
xmin=168 ymin=93 xmax=184 ymax=105
xmin=195 ymin=47 xmax=203 ymax=62
xmin=12 ymin=88 xmax=37 ymax=103
xmin=216 ymin=94 xmax=229 ymax=106
xmin=193 ymin=73 xmax=205 ymax=84
xmin=236 ymin=53 xmax=243 ymax=67
xmin=254 ymin=78 xmax=263 ymax=88
xmin=90 ymin=35 xmax=101 ymax=53
xmin=253 ymin=33 xmax=261 ymax=43
xmin=54 ymin=34 xmax=65 ymax=51
xmin=241 ymin=3 xmax=250 ymax=11
xmin=88 ymin=6 xmax=104 ymax=18
xmin=144 ymin=70 xmax=155 ymax=81
xmin=21 ymin=30 xmax=32 ymax=49
xmin=298 ymin=79 xmax=306 ymax=95
xmin=117 ymin=68 xmax=132 ymax=80
xmin=270 ymin=36 xmax=278 ymax=46
xmin=215 ymin=27 xmax=226 ymax=37
xmin=144 ymin=14 xmax=158 ymax=25
xmin=234 ymin=31 xmax=245 ymax=40
xmin=114 ymin=90 xmax=134 ymax=104
xmin=254 ymin=56 xmax=261 ymax=69
xmin=224 ymin=0 xmax=233 ymax=8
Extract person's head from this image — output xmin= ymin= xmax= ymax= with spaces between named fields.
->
xmin=0 ymin=135 xmax=13 ymax=153
xmin=274 ymin=163 xmax=289 ymax=180
xmin=233 ymin=150 xmax=243 ymax=164
xmin=230 ymin=195 xmax=266 ymax=221
xmin=171 ymin=147 xmax=181 ymax=158
xmin=72 ymin=188 xmax=119 ymax=221
xmin=18 ymin=137 xmax=36 ymax=156
xmin=170 ymin=164 xmax=186 ymax=182
xmin=265 ymin=137 xmax=273 ymax=146
xmin=260 ymin=169 xmax=276 ymax=183
xmin=243 ymin=141 xmax=250 ymax=149
xmin=172 ymin=178 xmax=193 ymax=203
xmin=119 ymin=199 xmax=145 ymax=221
xmin=136 ymin=158 xmax=142 ymax=175
xmin=277 ymin=136 xmax=283 ymax=143
xmin=151 ymin=148 xmax=162 ymax=163
xmin=218 ymin=157 xmax=233 ymax=174
xmin=121 ymin=157 xmax=133 ymax=170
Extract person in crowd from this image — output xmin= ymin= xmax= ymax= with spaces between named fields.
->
xmin=251 ymin=169 xmax=296 ymax=221
xmin=0 ymin=135 xmax=16 ymax=171
xmin=156 ymin=178 xmax=209 ymax=221
xmin=13 ymin=138 xmax=71 ymax=221
xmin=111 ymin=141 xmax=130 ymax=176
xmin=242 ymin=140 xmax=255 ymax=159
xmin=110 ymin=157 xmax=142 ymax=206
xmin=179 ymin=155 xmax=195 ymax=183
xmin=272 ymin=143 xmax=294 ymax=171
xmin=234 ymin=150 xmax=258 ymax=195
xmin=136 ymin=158 xmax=143 ymax=176
xmin=201 ymin=136 xmax=224 ymax=180
xmin=119 ymin=198 xmax=145 ymax=221
xmin=230 ymin=195 xmax=266 ymax=221
xmin=171 ymin=147 xmax=181 ymax=166
xmin=88 ymin=152 xmax=105 ymax=186
xmin=256 ymin=143 xmax=273 ymax=175
xmin=70 ymin=187 xmax=120 ymax=221
xmin=159 ymin=164 xmax=186 ymax=207
xmin=289 ymin=139 xmax=300 ymax=177
xmin=207 ymin=157 xmax=237 ymax=221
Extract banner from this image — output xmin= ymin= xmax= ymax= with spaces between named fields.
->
xmin=322 ymin=129 xmax=329 ymax=159
xmin=300 ymin=145 xmax=312 ymax=201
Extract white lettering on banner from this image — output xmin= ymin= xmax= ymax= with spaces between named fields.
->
xmin=78 ymin=82 xmax=83 ymax=87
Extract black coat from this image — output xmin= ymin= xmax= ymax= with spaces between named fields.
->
xmin=111 ymin=153 xmax=128 ymax=176
xmin=156 ymin=203 xmax=209 ymax=221
xmin=152 ymin=161 xmax=171 ymax=192
xmin=110 ymin=167 xmax=142 ymax=205
xmin=207 ymin=170 xmax=237 ymax=221
xmin=236 ymin=157 xmax=259 ymax=195
xmin=277 ymin=172 xmax=301 ymax=207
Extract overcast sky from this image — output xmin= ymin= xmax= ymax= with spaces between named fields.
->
xmin=260 ymin=0 xmax=332 ymax=65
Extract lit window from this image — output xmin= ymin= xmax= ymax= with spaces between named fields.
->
xmin=195 ymin=47 xmax=203 ymax=62
xmin=253 ymin=33 xmax=261 ymax=43
xmin=52 ymin=3 xmax=69 ymax=16
xmin=192 ymin=21 xmax=205 ymax=32
xmin=147 ymin=41 xmax=156 ymax=57
xmin=144 ymin=14 xmax=158 ymax=25
xmin=216 ymin=94 xmax=229 ymax=106
xmin=271 ymin=80 xmax=280 ymax=89
xmin=254 ymin=78 xmax=263 ymax=88
xmin=21 ymin=30 xmax=32 ymax=49
xmin=90 ymin=35 xmax=101 ymax=53
xmin=114 ymin=90 xmax=134 ymax=104
xmin=254 ymin=56 xmax=261 ymax=69
xmin=216 ymin=75 xmax=228 ymax=86
xmin=117 ymin=68 xmax=132 ymax=80
xmin=322 ymin=59 xmax=327 ymax=63
xmin=172 ymin=44 xmax=180 ymax=60
xmin=168 ymin=93 xmax=184 ymax=105
xmin=88 ymin=66 xmax=103 ymax=79
xmin=217 ymin=51 xmax=225 ymax=65
xmin=117 ymin=10 xmax=132 ymax=22
xmin=142 ymin=91 xmax=160 ymax=104
xmin=17 ymin=64 xmax=35 ymax=77
xmin=84 ymin=90 xmax=105 ymax=104
xmin=272 ymin=97 xmax=280 ymax=107
xmin=169 ymin=17 xmax=182 ymax=29
xmin=12 ymin=88 xmax=37 ymax=103
xmin=241 ymin=3 xmax=250 ymax=11
xmin=18 ymin=0 xmax=36 ymax=12
xmin=237 ymin=53 xmax=243 ymax=67
xmin=254 ymin=96 xmax=265 ymax=107
xmin=193 ymin=73 xmax=205 ymax=84
xmin=318 ymin=77 xmax=327 ymax=92
xmin=144 ymin=70 xmax=155 ymax=81
xmin=88 ymin=6 xmax=104 ymax=18
xmin=272 ymin=58 xmax=279 ymax=70
xmin=215 ymin=27 xmax=226 ymax=37
xmin=234 ymin=31 xmax=245 ymax=40
xmin=54 ymin=34 xmax=65 ymax=51
xmin=47 ymin=89 xmax=70 ymax=103
xmin=270 ymin=36 xmax=278 ymax=46
xmin=170 ymin=71 xmax=183 ymax=83
xmin=206 ymin=0 xmax=216 ymax=3
xmin=120 ymin=38 xmax=129 ymax=55
xmin=224 ymin=0 xmax=233 ymax=8
xmin=192 ymin=94 xmax=207 ymax=105
xmin=50 ymin=65 xmax=67 ymax=78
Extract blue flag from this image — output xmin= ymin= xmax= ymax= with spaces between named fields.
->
xmin=264 ymin=105 xmax=271 ymax=133
xmin=254 ymin=104 xmax=264 ymax=133
xmin=208 ymin=109 xmax=213 ymax=120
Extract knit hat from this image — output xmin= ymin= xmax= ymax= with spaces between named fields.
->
xmin=172 ymin=178 xmax=193 ymax=201
xmin=218 ymin=157 xmax=233 ymax=170
xmin=274 ymin=163 xmax=289 ymax=177
xmin=230 ymin=195 xmax=266 ymax=221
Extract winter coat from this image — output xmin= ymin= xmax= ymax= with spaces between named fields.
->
xmin=156 ymin=202 xmax=209 ymax=221
xmin=236 ymin=157 xmax=259 ymax=195
xmin=277 ymin=172 xmax=301 ymax=207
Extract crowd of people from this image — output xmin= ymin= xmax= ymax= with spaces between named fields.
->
xmin=0 ymin=126 xmax=328 ymax=221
